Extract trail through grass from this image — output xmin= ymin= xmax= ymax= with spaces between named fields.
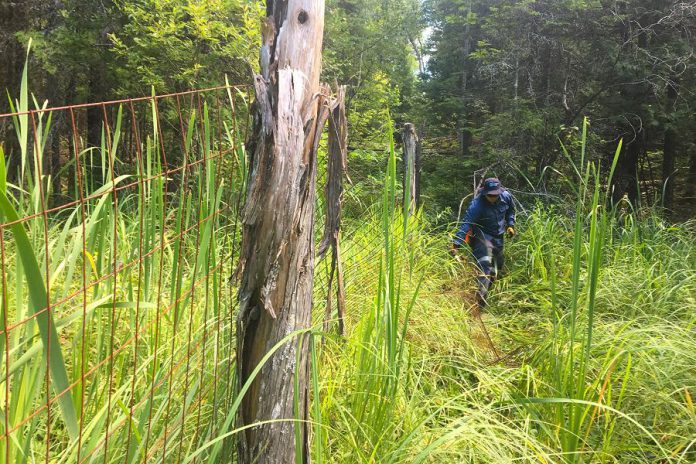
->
xmin=311 ymin=122 xmax=695 ymax=463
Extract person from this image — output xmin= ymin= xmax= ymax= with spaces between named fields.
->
xmin=451 ymin=177 xmax=516 ymax=308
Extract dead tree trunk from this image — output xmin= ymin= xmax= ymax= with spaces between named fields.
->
xmin=662 ymin=77 xmax=678 ymax=211
xmin=49 ymin=118 xmax=62 ymax=203
xmin=235 ymin=0 xmax=327 ymax=462
xmin=318 ymin=85 xmax=347 ymax=336
xmin=612 ymin=135 xmax=643 ymax=206
xmin=402 ymin=123 xmax=418 ymax=214
xmin=415 ymin=135 xmax=422 ymax=208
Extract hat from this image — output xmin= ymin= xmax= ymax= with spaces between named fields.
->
xmin=482 ymin=178 xmax=502 ymax=195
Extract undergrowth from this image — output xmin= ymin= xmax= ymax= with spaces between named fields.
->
xmin=315 ymin=204 xmax=695 ymax=463
xmin=1 ymin=52 xmax=694 ymax=462
xmin=313 ymin=121 xmax=695 ymax=463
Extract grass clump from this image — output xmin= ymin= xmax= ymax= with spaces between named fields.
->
xmin=316 ymin=206 xmax=694 ymax=463
xmin=0 ymin=49 xmax=248 ymax=461
xmin=312 ymin=119 xmax=695 ymax=463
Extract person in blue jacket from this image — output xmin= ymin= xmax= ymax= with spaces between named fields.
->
xmin=452 ymin=177 xmax=516 ymax=308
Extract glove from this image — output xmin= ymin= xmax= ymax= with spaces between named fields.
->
xmin=506 ymin=226 xmax=516 ymax=238
xmin=448 ymin=244 xmax=458 ymax=257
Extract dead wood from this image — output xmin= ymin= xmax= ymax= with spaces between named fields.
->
xmin=235 ymin=0 xmax=327 ymax=462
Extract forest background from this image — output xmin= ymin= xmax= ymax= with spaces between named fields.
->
xmin=2 ymin=0 xmax=695 ymax=217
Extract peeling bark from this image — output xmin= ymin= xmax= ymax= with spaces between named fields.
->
xmin=235 ymin=0 xmax=327 ymax=462
xmin=319 ymin=85 xmax=347 ymax=336
xmin=415 ymin=135 xmax=422 ymax=208
xmin=402 ymin=123 xmax=418 ymax=214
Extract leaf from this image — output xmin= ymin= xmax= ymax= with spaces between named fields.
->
xmin=0 ymin=160 xmax=80 ymax=441
xmin=0 ymin=145 xmax=6 ymax=195
xmin=84 ymin=250 xmax=99 ymax=278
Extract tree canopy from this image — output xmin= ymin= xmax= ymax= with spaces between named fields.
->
xmin=1 ymin=0 xmax=694 ymax=216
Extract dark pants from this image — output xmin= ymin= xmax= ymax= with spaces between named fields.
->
xmin=470 ymin=231 xmax=504 ymax=307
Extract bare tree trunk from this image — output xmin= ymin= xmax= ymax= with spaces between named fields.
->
xmin=513 ymin=57 xmax=519 ymax=100
xmin=662 ymin=77 xmax=678 ymax=210
xmin=67 ymin=127 xmax=77 ymax=198
xmin=87 ymin=62 xmax=110 ymax=187
xmin=235 ymin=0 xmax=327 ymax=462
xmin=319 ymin=85 xmax=347 ymax=336
xmin=50 ymin=117 xmax=62 ymax=203
xmin=406 ymin=32 xmax=425 ymax=75
xmin=48 ymin=77 xmax=66 ymax=203
xmin=612 ymin=135 xmax=643 ymax=205
xmin=87 ymin=68 xmax=105 ymax=150
xmin=402 ymin=123 xmax=418 ymax=214
xmin=415 ymin=135 xmax=422 ymax=208
xmin=459 ymin=0 xmax=472 ymax=158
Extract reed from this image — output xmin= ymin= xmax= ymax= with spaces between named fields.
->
xmin=0 ymin=49 xmax=247 ymax=462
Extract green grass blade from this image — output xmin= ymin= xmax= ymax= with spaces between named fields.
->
xmin=0 ymin=145 xmax=6 ymax=195
xmin=310 ymin=334 xmax=322 ymax=464
xmin=0 ymin=176 xmax=79 ymax=441
xmin=196 ymin=328 xmax=314 ymax=463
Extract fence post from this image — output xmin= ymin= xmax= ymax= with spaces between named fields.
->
xmin=415 ymin=132 xmax=422 ymax=208
xmin=235 ymin=0 xmax=327 ymax=462
xmin=402 ymin=122 xmax=418 ymax=213
xmin=319 ymin=85 xmax=347 ymax=336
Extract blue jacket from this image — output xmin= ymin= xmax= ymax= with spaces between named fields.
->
xmin=454 ymin=190 xmax=515 ymax=246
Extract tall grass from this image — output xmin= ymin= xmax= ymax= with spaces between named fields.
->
xmin=2 ymin=50 xmax=694 ymax=462
xmin=312 ymin=118 xmax=695 ymax=463
xmin=520 ymin=118 xmax=625 ymax=462
xmin=346 ymin=125 xmax=420 ymax=457
xmin=0 ymin=50 xmax=249 ymax=462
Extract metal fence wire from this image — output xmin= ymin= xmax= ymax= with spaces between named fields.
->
xmin=0 ymin=84 xmax=256 ymax=463
xmin=0 ymin=83 xmax=431 ymax=463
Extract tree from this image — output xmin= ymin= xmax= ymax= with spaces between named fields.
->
xmin=323 ymin=0 xmax=423 ymax=148
xmin=235 ymin=0 xmax=328 ymax=461
xmin=418 ymin=0 xmax=696 ymax=212
xmin=0 ymin=0 xmax=50 ymax=182
xmin=109 ymin=0 xmax=262 ymax=95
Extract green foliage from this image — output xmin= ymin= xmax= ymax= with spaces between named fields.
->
xmin=323 ymin=0 xmax=423 ymax=151
xmin=346 ymin=72 xmax=401 ymax=149
xmin=110 ymin=0 xmax=262 ymax=94
xmin=9 ymin=0 xmax=262 ymax=108
xmin=417 ymin=0 xmax=696 ymax=215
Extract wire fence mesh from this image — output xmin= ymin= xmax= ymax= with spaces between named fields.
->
xmin=0 ymin=84 xmax=255 ymax=463
xmin=0 ymin=83 xmax=432 ymax=462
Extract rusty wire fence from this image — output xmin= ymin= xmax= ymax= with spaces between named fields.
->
xmin=0 ymin=84 xmax=256 ymax=463
xmin=0 ymin=81 xmax=437 ymax=463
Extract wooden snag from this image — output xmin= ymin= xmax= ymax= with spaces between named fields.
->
xmin=415 ymin=133 xmax=422 ymax=208
xmin=235 ymin=0 xmax=327 ymax=462
xmin=402 ymin=122 xmax=418 ymax=213
xmin=318 ymin=85 xmax=348 ymax=336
